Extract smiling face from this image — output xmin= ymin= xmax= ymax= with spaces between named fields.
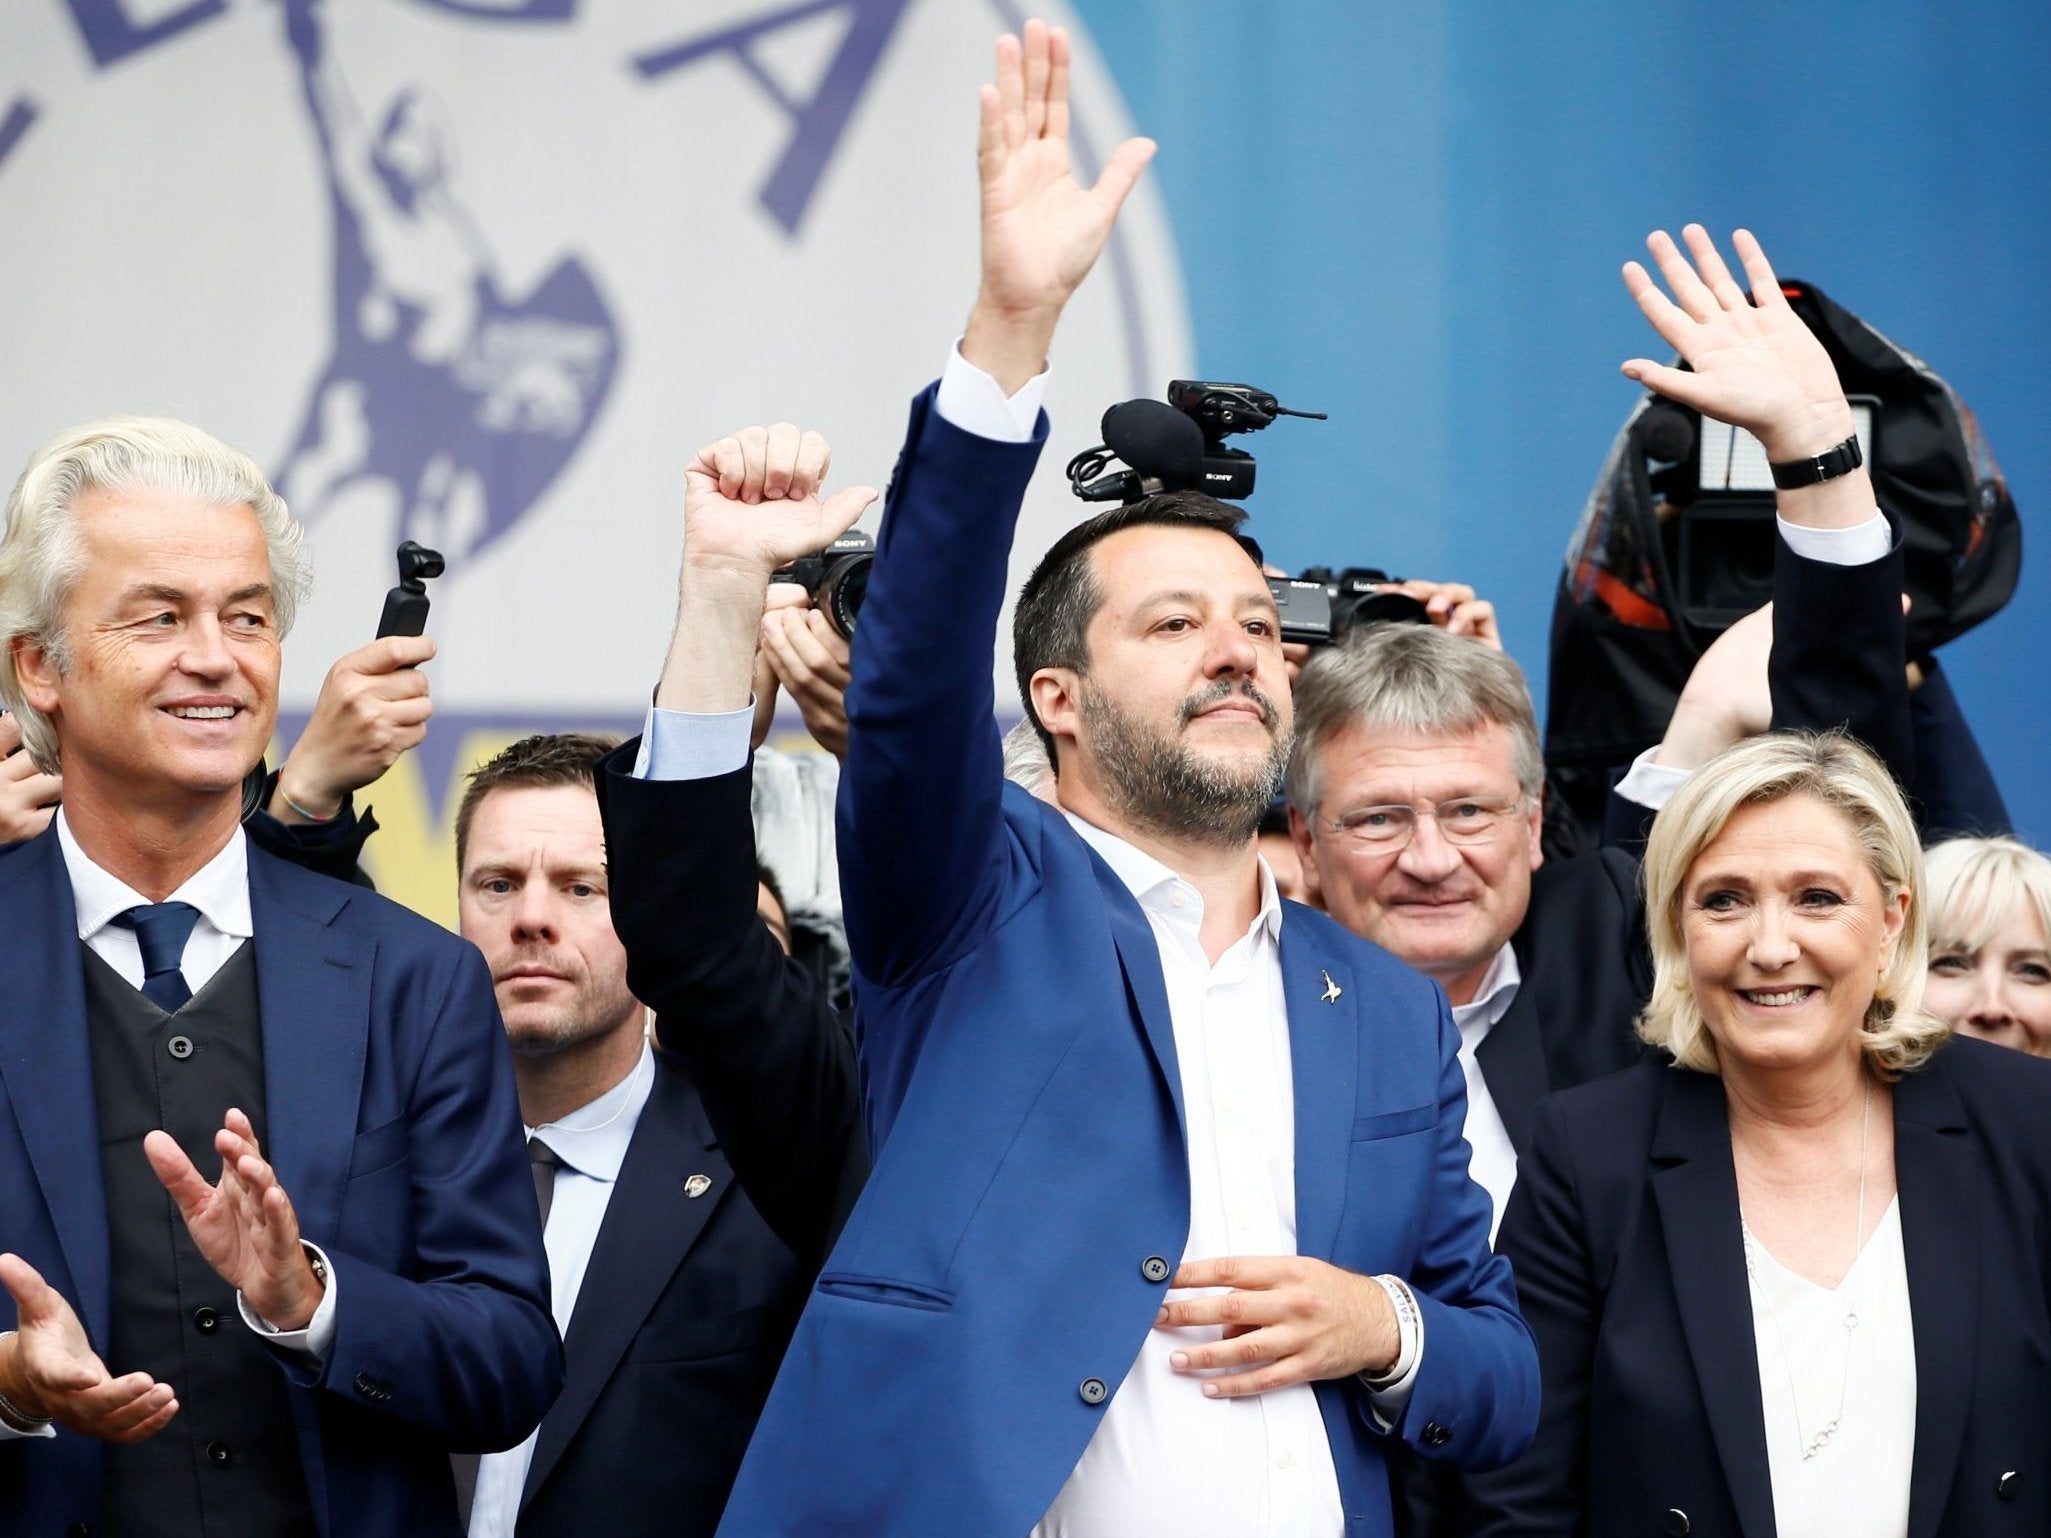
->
xmin=1291 ymin=721 xmax=1542 ymax=1005
xmin=1034 ymin=523 xmax=1291 ymax=847
xmin=1925 ymin=904 xmax=2051 ymax=1056
xmin=458 ymin=782 xmax=642 ymax=1061
xmin=13 ymin=485 xmax=280 ymax=818
xmin=1679 ymin=793 xmax=1910 ymax=1078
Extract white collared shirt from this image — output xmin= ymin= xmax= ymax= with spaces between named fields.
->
xmin=467 ymin=1043 xmax=656 ymax=1538
xmin=1449 ymin=945 xmax=1521 ymax=1243
xmin=1032 ymin=817 xmax=1354 ymax=1538
xmin=58 ymin=808 xmax=253 ymax=994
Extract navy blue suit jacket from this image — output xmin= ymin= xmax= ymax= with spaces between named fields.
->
xmin=1459 ymin=1040 xmax=2051 ymax=1538
xmin=713 ymin=389 xmax=1538 ymax=1537
xmin=0 ymin=827 xmax=561 ymax=1538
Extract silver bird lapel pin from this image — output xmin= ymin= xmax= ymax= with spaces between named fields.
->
xmin=1320 ymin=970 xmax=1343 ymax=1005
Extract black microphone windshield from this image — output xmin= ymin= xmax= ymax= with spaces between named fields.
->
xmin=1102 ymin=399 xmax=1206 ymax=490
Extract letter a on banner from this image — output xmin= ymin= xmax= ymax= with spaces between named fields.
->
xmin=633 ymin=0 xmax=912 ymax=235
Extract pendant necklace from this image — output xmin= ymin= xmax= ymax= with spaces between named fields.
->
xmin=1740 ymin=1076 xmax=1870 ymax=1461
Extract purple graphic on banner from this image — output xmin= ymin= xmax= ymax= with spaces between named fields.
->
xmin=275 ymin=0 xmax=618 ymax=564
xmin=406 ymin=0 xmax=577 ymax=18
xmin=0 ymin=99 xmax=36 ymax=174
xmin=62 ymin=0 xmax=227 ymax=67
xmin=635 ymin=0 xmax=912 ymax=236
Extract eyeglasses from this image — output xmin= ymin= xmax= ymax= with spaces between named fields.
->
xmin=1322 ymin=795 xmax=1527 ymax=851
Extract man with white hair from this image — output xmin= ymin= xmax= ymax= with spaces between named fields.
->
xmin=0 ymin=417 xmax=559 ymax=1537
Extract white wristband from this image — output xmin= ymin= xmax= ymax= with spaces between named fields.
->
xmin=1360 ymin=1274 xmax=1422 ymax=1389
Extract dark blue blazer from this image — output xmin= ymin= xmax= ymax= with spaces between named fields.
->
xmin=713 ymin=389 xmax=1538 ymax=1537
xmin=513 ymin=1054 xmax=803 ymax=1538
xmin=1458 ymin=1040 xmax=2051 ymax=1538
xmin=0 ymin=826 xmax=561 ymax=1538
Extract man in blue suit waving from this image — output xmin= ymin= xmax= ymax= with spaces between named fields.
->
xmin=715 ymin=21 xmax=1537 ymax=1538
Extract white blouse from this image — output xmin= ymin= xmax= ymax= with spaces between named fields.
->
xmin=1743 ymin=1197 xmax=1917 ymax=1538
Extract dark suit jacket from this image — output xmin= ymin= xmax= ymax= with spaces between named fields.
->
xmin=713 ymin=388 xmax=1538 ymax=1538
xmin=1457 ymin=1040 xmax=2051 ymax=1538
xmin=507 ymin=750 xmax=860 ymax=1537
xmin=514 ymin=1054 xmax=805 ymax=1538
xmin=0 ymin=826 xmax=560 ymax=1538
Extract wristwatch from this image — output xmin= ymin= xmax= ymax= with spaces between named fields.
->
xmin=1768 ymin=433 xmax=1863 ymax=490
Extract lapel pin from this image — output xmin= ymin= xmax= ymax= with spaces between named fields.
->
xmin=683 ymin=1174 xmax=712 ymax=1199
xmin=1320 ymin=970 xmax=1343 ymax=1004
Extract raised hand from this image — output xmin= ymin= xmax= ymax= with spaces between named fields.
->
xmin=145 ymin=1109 xmax=325 ymax=1332
xmin=0 ymin=712 xmax=62 ymax=843
xmin=963 ymin=20 xmax=1156 ymax=391
xmin=1620 ymin=225 xmax=1855 ymax=462
xmin=270 ymin=633 xmax=436 ymax=823
xmin=0 ymin=1254 xmax=179 ymax=1442
xmin=683 ymin=425 xmax=877 ymax=584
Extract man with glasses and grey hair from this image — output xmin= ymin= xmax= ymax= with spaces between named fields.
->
xmin=1287 ymin=226 xmax=1919 ymax=1257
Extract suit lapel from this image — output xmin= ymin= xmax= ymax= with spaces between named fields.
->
xmin=1279 ymin=919 xmax=1354 ymax=1263
xmin=247 ymin=851 xmax=371 ymax=1248
xmin=1894 ymin=1059 xmax=1976 ymax=1538
xmin=1650 ymin=1071 xmax=1779 ymax=1538
xmin=524 ymin=1062 xmax=726 ymax=1500
xmin=0 ymin=830 xmax=113 ymax=1340
xmin=1473 ymin=983 xmax=1546 ymax=1155
xmin=1086 ymin=851 xmax=1186 ymax=1137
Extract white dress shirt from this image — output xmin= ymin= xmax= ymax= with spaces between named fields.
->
xmin=1033 ymin=820 xmax=1413 ymax=1538
xmin=1448 ymin=945 xmax=1521 ymax=1244
xmin=468 ymin=1043 xmax=656 ymax=1537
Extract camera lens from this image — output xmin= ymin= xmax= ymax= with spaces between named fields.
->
xmin=820 ymin=555 xmax=871 ymax=640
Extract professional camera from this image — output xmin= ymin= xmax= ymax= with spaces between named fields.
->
xmin=1268 ymin=566 xmax=1429 ymax=647
xmin=1065 ymin=379 xmax=1325 ymax=504
xmin=772 ymin=527 xmax=874 ymax=640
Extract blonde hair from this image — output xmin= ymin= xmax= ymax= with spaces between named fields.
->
xmin=0 ymin=416 xmax=308 ymax=770
xmin=1637 ymin=731 xmax=1949 ymax=1077
xmin=1924 ymin=835 xmax=2051 ymax=961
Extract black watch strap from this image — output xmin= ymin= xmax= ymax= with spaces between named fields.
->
xmin=1768 ymin=433 xmax=1863 ymax=490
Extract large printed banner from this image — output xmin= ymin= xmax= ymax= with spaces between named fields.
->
xmin=2 ymin=0 xmax=1191 ymax=923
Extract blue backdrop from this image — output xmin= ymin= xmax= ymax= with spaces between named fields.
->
xmin=1080 ymin=1 xmax=2049 ymax=841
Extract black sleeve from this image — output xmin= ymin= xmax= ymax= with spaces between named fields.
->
xmin=1906 ymin=658 xmax=2012 ymax=838
xmin=592 ymin=741 xmax=868 ymax=1270
xmin=1769 ymin=525 xmax=1914 ymax=786
xmin=242 ymin=770 xmax=379 ymax=888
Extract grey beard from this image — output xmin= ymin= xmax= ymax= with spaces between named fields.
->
xmin=1081 ymin=679 xmax=1291 ymax=848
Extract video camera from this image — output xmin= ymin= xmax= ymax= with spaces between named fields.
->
xmin=1065 ymin=380 xmax=1426 ymax=644
xmin=772 ymin=527 xmax=874 ymax=640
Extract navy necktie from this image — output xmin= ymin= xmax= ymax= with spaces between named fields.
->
xmin=110 ymin=902 xmax=201 ymax=1013
xmin=529 ymin=1135 xmax=564 ymax=1231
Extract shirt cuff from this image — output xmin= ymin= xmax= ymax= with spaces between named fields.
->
xmin=935 ymin=340 xmax=1047 ymax=443
xmin=1358 ymin=1274 xmax=1424 ymax=1428
xmin=1777 ymin=509 xmax=1890 ymax=566
xmin=0 ymin=1417 xmax=55 ymax=1440
xmin=634 ymin=704 xmax=755 ymax=781
xmin=238 ymin=1241 xmax=337 ymax=1360
xmin=1614 ymin=745 xmax=1692 ymax=812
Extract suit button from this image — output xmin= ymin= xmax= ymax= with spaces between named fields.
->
xmin=1420 ymin=1421 xmax=1451 ymax=1448
xmin=1079 ymin=1377 xmax=1108 ymax=1406
xmin=1998 ymin=1471 xmax=2023 ymax=1501
xmin=167 ymin=1035 xmax=195 ymax=1060
xmin=193 ymin=1307 xmax=219 ymax=1334
xmin=206 ymin=1440 xmax=231 ymax=1467
xmin=1661 ymin=1510 xmax=1690 ymax=1536
xmin=1141 ymin=1255 xmax=1171 ymax=1284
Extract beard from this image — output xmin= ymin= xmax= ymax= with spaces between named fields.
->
xmin=1079 ymin=676 xmax=1291 ymax=848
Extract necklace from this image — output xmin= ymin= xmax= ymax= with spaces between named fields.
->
xmin=1739 ymin=1077 xmax=1870 ymax=1461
